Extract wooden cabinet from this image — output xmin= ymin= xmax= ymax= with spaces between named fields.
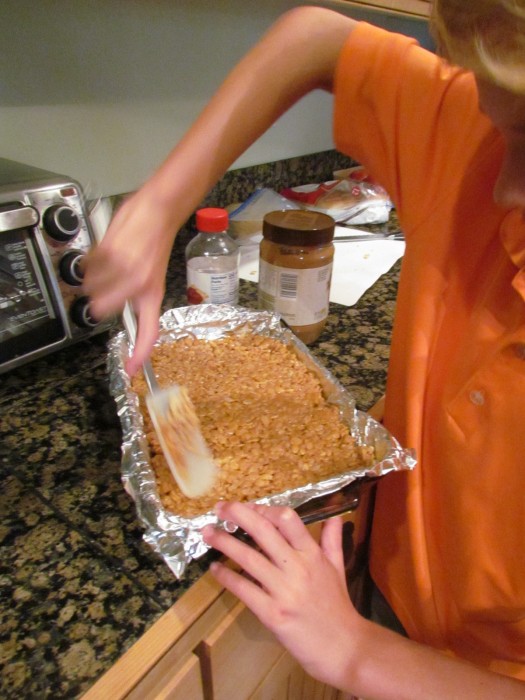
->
xmin=197 ymin=601 xmax=284 ymax=699
xmin=80 ymin=506 xmax=374 ymax=700
xmin=130 ymin=654 xmax=204 ymax=700
xmin=333 ymin=0 xmax=431 ymax=18
xmin=82 ymin=564 xmax=346 ymax=700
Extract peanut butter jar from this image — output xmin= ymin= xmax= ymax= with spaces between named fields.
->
xmin=258 ymin=210 xmax=335 ymax=344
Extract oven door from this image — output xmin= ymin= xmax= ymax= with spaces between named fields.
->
xmin=0 ymin=203 xmax=66 ymax=369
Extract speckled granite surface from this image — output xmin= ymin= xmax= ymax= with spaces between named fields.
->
xmin=0 ymin=152 xmax=401 ymax=699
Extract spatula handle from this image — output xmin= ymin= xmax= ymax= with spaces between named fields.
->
xmin=122 ymin=302 xmax=159 ymax=393
xmin=122 ymin=303 xmax=138 ymax=344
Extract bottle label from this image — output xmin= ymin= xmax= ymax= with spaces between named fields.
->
xmin=186 ymin=256 xmax=239 ymax=305
xmin=258 ymin=260 xmax=332 ymax=325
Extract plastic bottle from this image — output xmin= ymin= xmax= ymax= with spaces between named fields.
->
xmin=185 ymin=208 xmax=240 ymax=306
xmin=258 ymin=209 xmax=335 ymax=344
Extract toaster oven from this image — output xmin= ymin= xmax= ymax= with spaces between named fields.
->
xmin=0 ymin=158 xmax=111 ymax=373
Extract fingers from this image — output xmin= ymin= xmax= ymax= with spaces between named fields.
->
xmin=203 ymin=502 xmax=306 ymax=599
xmin=125 ymin=294 xmax=162 ymax=375
xmin=83 ymin=255 xmax=147 ymax=320
xmin=212 ymin=503 xmax=346 ymax=588
xmin=207 ymin=561 xmax=272 ymax=618
xmin=202 ymin=520 xmax=284 ymax=597
xmin=87 ymin=287 xmax=126 ymax=322
xmin=82 ymin=257 xmax=128 ymax=320
xmin=249 ymin=503 xmax=317 ymax=552
xmin=214 ymin=501 xmax=317 ymax=567
xmin=125 ymin=324 xmax=159 ymax=376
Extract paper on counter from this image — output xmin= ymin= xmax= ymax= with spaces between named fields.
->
xmin=329 ymin=238 xmax=405 ymax=306
xmin=238 ymin=226 xmax=405 ymax=307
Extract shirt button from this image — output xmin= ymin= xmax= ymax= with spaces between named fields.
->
xmin=469 ymin=390 xmax=485 ymax=406
xmin=514 ymin=344 xmax=525 ymax=360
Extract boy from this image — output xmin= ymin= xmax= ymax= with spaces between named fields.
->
xmin=84 ymin=2 xmax=525 ymax=693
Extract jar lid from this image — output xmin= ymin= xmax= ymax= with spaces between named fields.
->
xmin=196 ymin=207 xmax=229 ymax=232
xmin=262 ymin=210 xmax=335 ymax=246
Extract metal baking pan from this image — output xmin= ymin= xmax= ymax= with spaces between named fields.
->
xmin=107 ymin=304 xmax=416 ymax=578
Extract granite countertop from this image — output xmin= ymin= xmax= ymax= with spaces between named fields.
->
xmin=0 ymin=157 xmax=402 ymax=699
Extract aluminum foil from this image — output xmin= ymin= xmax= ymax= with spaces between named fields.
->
xmin=107 ymin=304 xmax=416 ymax=579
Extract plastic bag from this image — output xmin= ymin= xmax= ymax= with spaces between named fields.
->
xmin=228 ymin=188 xmax=301 ymax=245
xmin=281 ymin=167 xmax=392 ymax=225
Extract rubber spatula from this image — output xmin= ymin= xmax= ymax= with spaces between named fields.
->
xmin=122 ymin=303 xmax=217 ymax=498
xmin=88 ymin=197 xmax=216 ymax=498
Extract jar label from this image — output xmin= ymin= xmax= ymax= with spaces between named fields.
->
xmin=258 ymin=260 xmax=332 ymax=325
xmin=186 ymin=257 xmax=239 ymax=305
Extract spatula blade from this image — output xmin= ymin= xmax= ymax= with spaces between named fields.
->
xmin=146 ymin=386 xmax=217 ymax=498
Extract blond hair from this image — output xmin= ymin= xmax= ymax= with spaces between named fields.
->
xmin=431 ymin=0 xmax=525 ymax=93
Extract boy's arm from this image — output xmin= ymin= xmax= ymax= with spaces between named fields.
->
xmin=83 ymin=6 xmax=357 ymax=374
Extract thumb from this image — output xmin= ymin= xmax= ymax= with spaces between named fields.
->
xmin=320 ymin=516 xmax=346 ymax=580
xmin=125 ymin=298 xmax=160 ymax=376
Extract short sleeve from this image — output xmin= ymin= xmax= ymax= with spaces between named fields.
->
xmin=333 ymin=22 xmax=489 ymax=230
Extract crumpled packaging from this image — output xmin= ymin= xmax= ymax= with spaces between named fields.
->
xmin=107 ymin=304 xmax=416 ymax=579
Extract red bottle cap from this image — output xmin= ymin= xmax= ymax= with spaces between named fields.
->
xmin=196 ymin=208 xmax=229 ymax=232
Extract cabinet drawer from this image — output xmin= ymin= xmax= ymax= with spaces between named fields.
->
xmin=197 ymin=601 xmax=284 ymax=700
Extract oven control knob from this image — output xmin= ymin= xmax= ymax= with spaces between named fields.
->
xmin=43 ymin=205 xmax=81 ymax=241
xmin=70 ymin=296 xmax=98 ymax=328
xmin=59 ymin=251 xmax=85 ymax=286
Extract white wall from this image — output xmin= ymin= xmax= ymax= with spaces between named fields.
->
xmin=0 ymin=0 xmax=430 ymax=197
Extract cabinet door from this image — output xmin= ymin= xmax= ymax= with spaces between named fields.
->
xmin=196 ymin=601 xmax=284 ymax=700
xmin=127 ymin=652 xmax=204 ymax=700
xmin=249 ymin=650 xmax=342 ymax=700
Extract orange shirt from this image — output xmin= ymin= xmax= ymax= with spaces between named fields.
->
xmin=334 ymin=23 xmax=525 ymax=679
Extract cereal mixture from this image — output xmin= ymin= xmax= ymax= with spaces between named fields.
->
xmin=131 ymin=334 xmax=374 ymax=517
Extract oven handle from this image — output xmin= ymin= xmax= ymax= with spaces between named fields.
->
xmin=0 ymin=206 xmax=39 ymax=233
